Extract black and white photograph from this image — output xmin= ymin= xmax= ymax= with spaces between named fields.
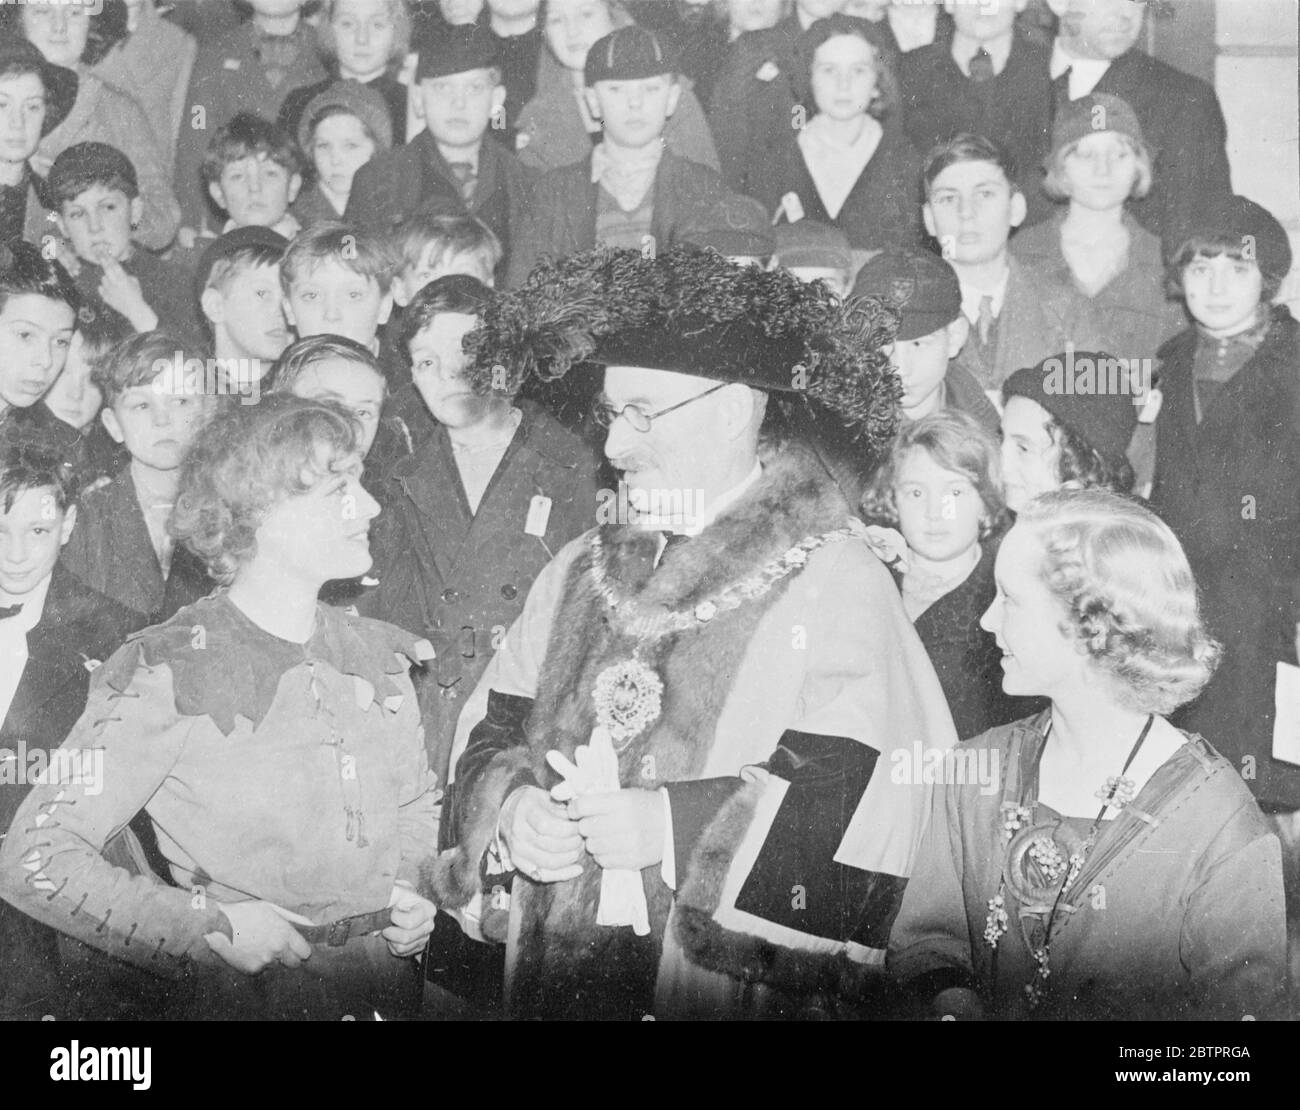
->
xmin=0 ymin=0 xmax=1297 ymax=1077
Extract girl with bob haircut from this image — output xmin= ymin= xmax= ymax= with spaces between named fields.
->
xmin=744 ymin=14 xmax=920 ymax=253
xmin=889 ymin=488 xmax=1287 ymax=1021
xmin=863 ymin=410 xmax=1037 ymax=739
xmin=0 ymin=394 xmax=442 ymax=1021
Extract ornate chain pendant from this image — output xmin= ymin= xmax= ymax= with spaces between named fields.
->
xmin=592 ymin=652 xmax=664 ymax=749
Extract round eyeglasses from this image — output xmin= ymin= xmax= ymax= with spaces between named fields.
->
xmin=591 ymin=382 xmax=728 ymax=433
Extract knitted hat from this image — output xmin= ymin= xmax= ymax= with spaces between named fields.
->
xmin=851 ymin=249 xmax=962 ymax=341
xmin=773 ymin=220 xmax=853 ymax=275
xmin=584 ymin=26 xmax=677 ymax=87
xmin=465 ymin=246 xmax=902 ymax=457
xmin=298 ymin=80 xmax=394 ymax=156
xmin=1049 ymin=92 xmax=1147 ymax=160
xmin=1173 ymin=193 xmax=1294 ymax=284
xmin=46 ymin=141 xmax=139 ymax=203
xmin=0 ymin=40 xmax=78 ymax=137
xmin=192 ymin=226 xmax=289 ymax=299
xmin=679 ymin=195 xmax=774 ymax=260
xmin=416 ymin=22 xmax=499 ymax=81
xmin=1002 ymin=351 xmax=1139 ymax=474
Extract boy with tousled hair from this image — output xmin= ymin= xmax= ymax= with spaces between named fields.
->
xmin=0 ymin=437 xmax=141 ymax=1020
xmin=195 ymin=225 xmax=293 ymax=375
xmin=60 ymin=330 xmax=216 ymax=621
xmin=199 ymin=112 xmax=306 ymax=239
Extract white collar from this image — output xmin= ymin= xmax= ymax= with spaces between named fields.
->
xmin=655 ymin=459 xmax=763 ymax=540
xmin=0 ymin=571 xmax=53 ymax=636
xmin=959 ymin=265 xmax=1011 ymax=324
xmin=1050 ymin=39 xmax=1112 ymax=97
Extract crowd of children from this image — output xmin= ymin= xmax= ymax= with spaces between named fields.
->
xmin=0 ymin=0 xmax=1297 ymax=1021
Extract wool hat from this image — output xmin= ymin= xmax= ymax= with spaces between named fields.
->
xmin=851 ymin=249 xmax=962 ymax=341
xmin=298 ymin=80 xmax=394 ymax=156
xmin=1173 ymin=193 xmax=1294 ymax=284
xmin=1048 ymin=92 xmax=1147 ymax=160
xmin=465 ymin=245 xmax=902 ymax=457
xmin=1002 ymin=351 xmax=1139 ymax=475
xmin=416 ymin=22 xmax=500 ymax=82
xmin=46 ymin=141 xmax=139 ymax=203
xmin=192 ymin=225 xmax=289 ymax=299
xmin=679 ymin=195 xmax=774 ymax=260
xmin=0 ymin=40 xmax=78 ymax=137
xmin=773 ymin=220 xmax=853 ymax=276
xmin=584 ymin=26 xmax=677 ymax=87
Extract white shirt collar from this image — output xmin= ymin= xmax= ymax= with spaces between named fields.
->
xmin=653 ymin=460 xmax=763 ymax=548
xmin=1050 ymin=39 xmax=1111 ymax=99
xmin=959 ymin=265 xmax=1011 ymax=325
xmin=0 ymin=571 xmax=52 ymax=636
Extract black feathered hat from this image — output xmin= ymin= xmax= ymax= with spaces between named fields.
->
xmin=465 ymin=245 xmax=902 ymax=459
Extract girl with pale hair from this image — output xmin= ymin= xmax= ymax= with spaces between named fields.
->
xmin=889 ymin=488 xmax=1287 ymax=1020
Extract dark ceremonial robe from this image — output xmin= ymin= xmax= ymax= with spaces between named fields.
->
xmin=426 ymin=442 xmax=957 ymax=1019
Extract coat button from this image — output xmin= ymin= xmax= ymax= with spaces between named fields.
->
xmin=501 ymin=584 xmax=518 ymax=600
xmin=441 ymin=588 xmax=458 ymax=603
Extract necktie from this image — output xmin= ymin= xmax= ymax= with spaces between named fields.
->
xmin=977 ymin=294 xmax=995 ymax=348
xmin=969 ymin=47 xmax=995 ymax=83
xmin=447 ymin=162 xmax=477 ymax=204
xmin=0 ymin=603 xmax=22 ymax=621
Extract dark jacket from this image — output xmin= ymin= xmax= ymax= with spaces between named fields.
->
xmin=361 ymin=400 xmax=598 ymax=784
xmin=747 ymin=121 xmax=923 ymax=252
xmin=1054 ymin=47 xmax=1233 ymax=250
xmin=1151 ymin=306 xmax=1300 ymax=810
xmin=505 ymin=150 xmax=748 ymax=290
xmin=0 ymin=565 xmax=140 ymax=1020
xmin=893 ymin=536 xmax=1042 ymax=740
xmin=0 ymin=403 xmax=87 ymax=483
xmin=71 ymin=249 xmax=204 ymax=348
xmin=901 ymin=35 xmax=1053 ymax=216
xmin=59 ymin=468 xmax=214 ymax=623
xmin=346 ymin=129 xmax=535 ymax=289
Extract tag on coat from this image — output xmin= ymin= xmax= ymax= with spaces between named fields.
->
xmin=525 ymin=495 xmax=552 ymax=537
xmin=756 ymin=61 xmax=780 ymax=83
xmin=1136 ymin=386 xmax=1163 ymax=424
xmin=781 ymin=192 xmax=805 ymax=223
xmin=1274 ymin=662 xmax=1300 ymax=767
xmin=222 ymin=58 xmax=241 ymax=71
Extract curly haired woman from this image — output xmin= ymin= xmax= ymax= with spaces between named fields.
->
xmin=0 ymin=395 xmax=441 ymax=1020
xmin=888 ymin=489 xmax=1287 ymax=1020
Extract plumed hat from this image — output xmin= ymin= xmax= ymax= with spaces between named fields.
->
xmin=466 ymin=245 xmax=902 ymax=458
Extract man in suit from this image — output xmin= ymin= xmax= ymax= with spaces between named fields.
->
xmin=0 ymin=439 xmax=140 ymax=1019
xmin=1045 ymin=0 xmax=1232 ymax=249
xmin=346 ymin=23 xmax=535 ymax=289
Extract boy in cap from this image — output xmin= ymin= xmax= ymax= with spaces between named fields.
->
xmin=47 ymin=142 xmax=197 ymax=340
xmin=175 ymin=0 xmax=327 ymax=236
xmin=347 ymin=23 xmax=534 ymax=289
xmin=773 ymin=219 xmax=856 ymax=299
xmin=852 ymin=248 xmax=999 ymax=435
xmin=428 ymin=245 xmax=956 ymax=1021
xmin=200 ymin=112 xmax=307 ymax=241
xmin=1151 ymin=196 xmax=1300 ymax=818
xmin=195 ymin=225 xmax=293 ymax=383
xmin=0 ymin=40 xmax=75 ymax=245
xmin=506 ymin=25 xmax=745 ymax=289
